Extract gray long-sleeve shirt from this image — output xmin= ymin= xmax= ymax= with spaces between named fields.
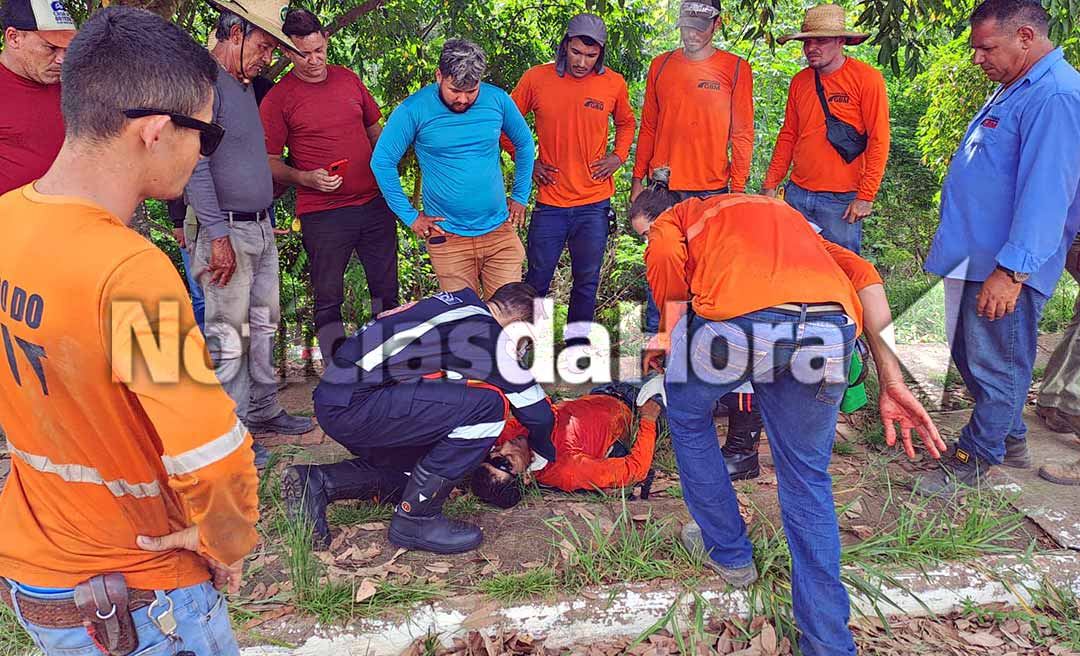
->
xmin=185 ymin=63 xmax=274 ymax=240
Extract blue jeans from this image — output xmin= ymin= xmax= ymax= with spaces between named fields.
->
xmin=665 ymin=309 xmax=857 ymax=656
xmin=179 ymin=245 xmax=206 ymax=333
xmin=950 ymin=279 xmax=1049 ymax=463
xmin=644 ymin=189 xmax=728 ymax=335
xmin=784 ymin=182 xmax=860 ymax=254
xmin=525 ymin=199 xmax=610 ymax=342
xmin=5 ymin=579 xmax=239 ymax=655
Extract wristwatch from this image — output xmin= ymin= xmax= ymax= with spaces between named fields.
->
xmin=996 ymin=264 xmax=1030 ymax=284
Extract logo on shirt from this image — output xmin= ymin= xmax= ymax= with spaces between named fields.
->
xmin=433 ymin=291 xmax=463 ymax=306
xmin=583 ymin=98 xmax=606 ymax=111
xmin=697 ymin=80 xmax=724 ymax=91
xmin=981 ymin=117 xmax=1000 ymax=129
xmin=827 ymin=93 xmax=851 ymax=104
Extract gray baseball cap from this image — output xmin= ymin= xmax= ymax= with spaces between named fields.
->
xmin=566 ymin=13 xmax=606 ymax=45
xmin=678 ymin=1 xmax=721 ymax=31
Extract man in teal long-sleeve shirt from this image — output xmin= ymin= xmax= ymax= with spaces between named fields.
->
xmin=372 ymin=39 xmax=535 ymax=299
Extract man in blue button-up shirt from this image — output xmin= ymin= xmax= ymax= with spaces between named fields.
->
xmin=918 ymin=0 xmax=1080 ymax=496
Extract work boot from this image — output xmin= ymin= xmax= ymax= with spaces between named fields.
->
xmin=246 ymin=410 xmax=315 ymax=436
xmin=389 ymin=464 xmax=483 ymax=554
xmin=1002 ymin=436 xmax=1032 ymax=469
xmin=680 ymin=522 xmax=758 ymax=588
xmin=722 ymin=429 xmax=761 ymax=481
xmin=1036 ymin=405 xmax=1080 ymax=434
xmin=282 ymin=461 xmax=408 ymax=549
xmin=1039 ymin=458 xmax=1080 ymax=486
xmin=912 ymin=447 xmax=993 ymax=497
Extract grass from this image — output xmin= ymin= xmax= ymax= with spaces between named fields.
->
xmin=652 ymin=429 xmax=679 ymax=475
xmin=885 ymin=273 xmax=946 ymax=345
xmin=0 ymin=603 xmax=33 ymax=656
xmin=833 ymin=439 xmax=857 ymax=456
xmin=1041 ymin=273 xmax=1079 ymax=334
xmin=477 ymin=567 xmax=560 ymax=603
xmin=962 ymin=580 xmax=1080 ymax=649
xmin=444 ymin=493 xmax=483 ymax=519
xmin=327 ymin=501 xmax=393 ymax=526
xmin=545 ymin=497 xmax=698 ymax=592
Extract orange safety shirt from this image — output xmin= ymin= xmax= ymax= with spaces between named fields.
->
xmin=633 ymin=49 xmax=754 ymax=193
xmin=764 ymin=58 xmax=891 ymax=201
xmin=496 ymin=394 xmax=657 ymax=492
xmin=645 ymin=194 xmax=883 ymax=347
xmin=503 ymin=63 xmax=636 ymax=208
xmin=0 ymin=185 xmax=259 ymax=589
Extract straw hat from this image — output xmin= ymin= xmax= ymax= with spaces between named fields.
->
xmin=205 ymin=0 xmax=300 ymax=53
xmin=778 ymin=5 xmax=869 ymax=45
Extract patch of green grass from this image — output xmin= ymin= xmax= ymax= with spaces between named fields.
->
xmin=1032 ymin=365 xmax=1047 ymax=382
xmin=278 ymin=497 xmax=322 ymax=609
xmin=962 ymin=580 xmax=1080 ymax=649
xmin=885 ymin=273 xmax=946 ymax=345
xmin=1040 ymin=273 xmax=1079 ymax=334
xmin=861 ymin=420 xmax=887 ymax=449
xmin=354 ymin=580 xmax=443 ymax=619
xmin=444 ymin=493 xmax=483 ymax=519
xmin=667 ymin=484 xmax=684 ymax=499
xmin=546 ymin=497 xmax=697 ymax=591
xmin=477 ymin=567 xmax=560 ymax=603
xmin=257 ymin=449 xmax=286 ymax=507
xmin=0 ymin=603 xmax=34 ymax=656
xmin=327 ymin=501 xmax=393 ymax=526
xmin=833 ymin=439 xmax=857 ymax=456
xmin=652 ymin=431 xmax=679 ymax=475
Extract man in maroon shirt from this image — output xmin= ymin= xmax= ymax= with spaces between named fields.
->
xmin=260 ymin=8 xmax=399 ymax=357
xmin=0 ymin=0 xmax=76 ymax=195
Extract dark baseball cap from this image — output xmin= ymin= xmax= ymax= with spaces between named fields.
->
xmin=3 ymin=0 xmax=78 ymax=47
xmin=677 ymin=0 xmax=721 ymax=32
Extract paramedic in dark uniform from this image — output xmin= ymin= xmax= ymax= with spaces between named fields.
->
xmin=283 ymin=283 xmax=555 ymax=554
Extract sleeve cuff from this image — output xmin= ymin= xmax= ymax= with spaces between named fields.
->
xmin=204 ymin=222 xmax=230 ymax=240
xmin=996 ymin=242 xmax=1039 ymax=274
xmin=400 ymin=209 xmax=420 ymax=226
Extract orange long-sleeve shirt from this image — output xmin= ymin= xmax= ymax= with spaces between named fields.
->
xmin=633 ymin=49 xmax=754 ymax=193
xmin=764 ymin=58 xmax=891 ymax=201
xmin=503 ymin=63 xmax=636 ymax=207
xmin=645 ymin=194 xmax=883 ymax=347
xmin=0 ymin=185 xmax=259 ymax=589
xmin=496 ymin=394 xmax=656 ymax=492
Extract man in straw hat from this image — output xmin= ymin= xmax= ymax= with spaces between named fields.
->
xmin=0 ymin=0 xmax=77 ymax=196
xmin=762 ymin=3 xmax=889 ymax=255
xmin=630 ymin=0 xmax=754 ymax=336
xmin=185 ymin=0 xmax=313 ymax=462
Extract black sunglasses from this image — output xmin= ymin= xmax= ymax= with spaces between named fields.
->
xmin=488 ymin=455 xmax=515 ymax=476
xmin=122 ymin=108 xmax=225 ymax=157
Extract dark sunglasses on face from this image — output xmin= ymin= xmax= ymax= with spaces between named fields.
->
xmin=122 ymin=108 xmax=226 ymax=157
xmin=488 ymin=455 xmax=515 ymax=476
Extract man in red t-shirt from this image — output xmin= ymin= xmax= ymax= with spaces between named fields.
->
xmin=0 ymin=0 xmax=76 ymax=195
xmin=260 ymin=8 xmax=399 ymax=357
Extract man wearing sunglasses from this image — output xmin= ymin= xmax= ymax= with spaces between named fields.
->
xmin=0 ymin=0 xmax=76 ymax=196
xmin=185 ymin=1 xmax=314 ymax=458
xmin=0 ymin=8 xmax=260 ymax=654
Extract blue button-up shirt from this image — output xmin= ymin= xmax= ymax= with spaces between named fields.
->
xmin=926 ymin=48 xmax=1080 ymax=297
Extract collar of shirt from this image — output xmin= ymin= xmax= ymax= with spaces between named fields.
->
xmin=992 ymin=47 xmax=1065 ymax=106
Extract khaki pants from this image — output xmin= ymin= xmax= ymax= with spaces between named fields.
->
xmin=1038 ymin=234 xmax=1080 ymax=416
xmin=426 ymin=222 xmax=525 ymax=299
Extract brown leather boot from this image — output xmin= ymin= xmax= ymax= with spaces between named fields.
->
xmin=1039 ymin=459 xmax=1080 ymax=486
xmin=1036 ymin=405 xmax=1080 ymax=434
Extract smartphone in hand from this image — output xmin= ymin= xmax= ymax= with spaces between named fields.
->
xmin=328 ymin=158 xmax=349 ymax=177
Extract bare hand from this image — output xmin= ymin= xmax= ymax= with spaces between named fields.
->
xmin=302 ymin=168 xmax=343 ymax=193
xmin=640 ymin=399 xmax=662 ymax=421
xmin=172 ymin=227 xmax=187 ymax=249
xmin=412 ymin=212 xmax=447 ymax=240
xmin=507 ymin=199 xmax=527 ymax=229
xmin=842 ymin=199 xmax=873 ymax=224
xmin=533 ymin=163 xmax=559 ymax=186
xmin=762 ymin=187 xmax=778 ymax=199
xmin=880 ymin=381 xmax=946 ymax=459
xmin=589 ymin=153 xmax=623 ymax=181
xmin=203 ymin=236 xmax=236 ymax=288
xmin=630 ymin=179 xmax=645 ymax=203
xmin=642 ymin=349 xmax=665 ymax=376
xmin=977 ymin=268 xmax=1023 ymax=321
xmin=137 ymin=526 xmax=244 ymax=594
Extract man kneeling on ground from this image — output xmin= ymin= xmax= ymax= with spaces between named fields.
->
xmin=283 ymin=283 xmax=555 ymax=554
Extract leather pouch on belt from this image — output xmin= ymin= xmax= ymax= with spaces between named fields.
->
xmin=74 ymin=574 xmax=138 ymax=656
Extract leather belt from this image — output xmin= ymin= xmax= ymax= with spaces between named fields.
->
xmin=1 ymin=586 xmax=157 ymax=629
xmin=770 ymin=302 xmax=846 ymax=315
xmin=225 ymin=208 xmax=271 ymax=222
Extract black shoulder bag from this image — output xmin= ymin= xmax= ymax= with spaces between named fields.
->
xmin=814 ymin=70 xmax=867 ymax=164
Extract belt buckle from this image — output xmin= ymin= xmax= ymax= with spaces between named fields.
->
xmin=147 ymin=593 xmax=177 ymax=637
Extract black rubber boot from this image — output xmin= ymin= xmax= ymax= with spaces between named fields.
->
xmin=722 ymin=400 xmax=763 ymax=481
xmin=389 ymin=464 xmax=483 ymax=554
xmin=282 ymin=460 xmax=408 ymax=549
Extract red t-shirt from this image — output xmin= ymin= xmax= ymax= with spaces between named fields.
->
xmin=0 ymin=63 xmax=64 ymax=196
xmin=260 ymin=65 xmax=383 ymax=215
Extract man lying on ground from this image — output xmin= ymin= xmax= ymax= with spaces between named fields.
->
xmin=283 ymin=283 xmax=555 ymax=554
xmin=471 ymin=378 xmax=765 ymax=507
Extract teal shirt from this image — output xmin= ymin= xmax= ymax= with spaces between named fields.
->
xmin=371 ymin=83 xmax=535 ymax=236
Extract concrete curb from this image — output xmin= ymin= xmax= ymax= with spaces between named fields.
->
xmin=241 ymin=551 xmax=1080 ymax=655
